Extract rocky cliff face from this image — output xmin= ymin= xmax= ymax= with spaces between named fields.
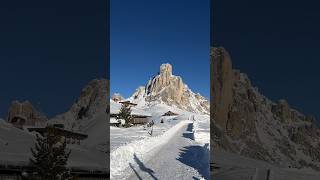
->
xmin=211 ymin=47 xmax=320 ymax=171
xmin=7 ymin=101 xmax=47 ymax=127
xmin=211 ymin=47 xmax=234 ymax=129
xmin=111 ymin=93 xmax=124 ymax=103
xmin=51 ymin=79 xmax=108 ymax=130
xmin=129 ymin=63 xmax=209 ymax=114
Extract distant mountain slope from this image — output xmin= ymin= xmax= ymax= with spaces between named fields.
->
xmin=50 ymin=79 xmax=107 ymax=131
xmin=212 ymin=47 xmax=320 ymax=171
xmin=0 ymin=79 xmax=108 ymax=171
xmin=50 ymin=78 xmax=108 ymax=153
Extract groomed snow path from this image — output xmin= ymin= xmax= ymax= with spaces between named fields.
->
xmin=127 ymin=122 xmax=209 ymax=180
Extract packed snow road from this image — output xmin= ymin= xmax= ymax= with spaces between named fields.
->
xmin=126 ymin=122 xmax=209 ymax=180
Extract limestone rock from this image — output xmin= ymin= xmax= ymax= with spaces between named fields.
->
xmin=51 ymin=79 xmax=108 ymax=130
xmin=70 ymin=79 xmax=107 ymax=120
xmin=112 ymin=93 xmax=124 ymax=102
xmin=146 ymin=63 xmax=185 ymax=104
xmin=7 ymin=101 xmax=47 ymax=128
xmin=211 ymin=47 xmax=234 ymax=129
xmin=211 ymin=46 xmax=320 ymax=171
xmin=130 ymin=63 xmax=209 ymax=114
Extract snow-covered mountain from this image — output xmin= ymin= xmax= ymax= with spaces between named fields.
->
xmin=111 ymin=93 xmax=125 ymax=102
xmin=50 ymin=79 xmax=108 ymax=131
xmin=125 ymin=63 xmax=209 ymax=115
xmin=49 ymin=78 xmax=109 ymax=153
xmin=211 ymin=47 xmax=320 ymax=171
xmin=0 ymin=79 xmax=109 ymax=173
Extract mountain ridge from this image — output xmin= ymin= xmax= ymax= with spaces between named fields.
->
xmin=211 ymin=47 xmax=320 ymax=171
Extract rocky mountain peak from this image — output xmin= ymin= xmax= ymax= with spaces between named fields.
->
xmin=51 ymin=78 xmax=107 ymax=130
xmin=211 ymin=47 xmax=234 ymax=129
xmin=70 ymin=79 xmax=107 ymax=119
xmin=211 ymin=47 xmax=320 ymax=171
xmin=7 ymin=100 xmax=47 ymax=127
xmin=112 ymin=93 xmax=124 ymax=102
xmin=129 ymin=63 xmax=209 ymax=114
xmin=160 ymin=63 xmax=173 ymax=77
xmin=146 ymin=63 xmax=184 ymax=97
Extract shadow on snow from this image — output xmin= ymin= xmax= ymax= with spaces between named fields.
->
xmin=176 ymin=144 xmax=210 ymax=180
xmin=183 ymin=123 xmax=195 ymax=140
xmin=129 ymin=153 xmax=158 ymax=180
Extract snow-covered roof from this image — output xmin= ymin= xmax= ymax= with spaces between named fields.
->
xmin=110 ymin=100 xmax=152 ymax=117
xmin=0 ymin=120 xmax=107 ymax=171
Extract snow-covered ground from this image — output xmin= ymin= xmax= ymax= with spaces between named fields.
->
xmin=193 ymin=114 xmax=210 ymax=147
xmin=212 ymin=150 xmax=320 ymax=180
xmin=0 ymin=118 xmax=107 ymax=171
xmin=111 ymin=120 xmax=190 ymax=178
xmin=110 ymin=118 xmax=180 ymax=152
xmin=126 ymin=121 xmax=209 ymax=180
xmin=110 ymin=102 xmax=210 ymax=179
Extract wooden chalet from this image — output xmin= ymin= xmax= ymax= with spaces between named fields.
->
xmin=28 ymin=124 xmax=88 ymax=145
xmin=110 ymin=101 xmax=151 ymax=126
xmin=119 ymin=101 xmax=137 ymax=107
xmin=162 ymin=111 xmax=178 ymax=116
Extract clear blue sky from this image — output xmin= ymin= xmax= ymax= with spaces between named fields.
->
xmin=214 ymin=0 xmax=320 ymax=123
xmin=0 ymin=0 xmax=106 ymax=118
xmin=110 ymin=0 xmax=210 ymax=98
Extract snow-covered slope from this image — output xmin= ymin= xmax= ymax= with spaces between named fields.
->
xmin=50 ymin=79 xmax=107 ymax=131
xmin=212 ymin=150 xmax=320 ymax=180
xmin=110 ymin=100 xmax=151 ymax=117
xmin=2 ymin=79 xmax=107 ymax=168
xmin=50 ymin=78 xmax=109 ymax=154
xmin=0 ymin=79 xmax=108 ymax=171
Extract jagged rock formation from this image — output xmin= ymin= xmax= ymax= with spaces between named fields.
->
xmin=51 ymin=79 xmax=108 ymax=130
xmin=145 ymin=64 xmax=185 ymax=104
xmin=211 ymin=47 xmax=320 ymax=171
xmin=211 ymin=47 xmax=234 ymax=129
xmin=129 ymin=63 xmax=209 ymax=114
xmin=7 ymin=101 xmax=47 ymax=128
xmin=112 ymin=93 xmax=124 ymax=102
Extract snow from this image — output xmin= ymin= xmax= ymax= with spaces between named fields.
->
xmin=110 ymin=78 xmax=210 ymax=178
xmin=110 ymin=100 xmax=151 ymax=117
xmin=110 ymin=100 xmax=122 ymax=115
xmin=110 ymin=115 xmax=181 ymax=151
xmin=110 ymin=120 xmax=191 ymax=178
xmin=110 ymin=103 xmax=199 ymax=151
xmin=127 ymin=121 xmax=209 ymax=180
xmin=212 ymin=149 xmax=320 ymax=180
xmin=81 ymin=111 xmax=107 ymax=151
xmin=110 ymin=64 xmax=210 ymax=178
xmin=111 ymin=119 xmax=210 ymax=179
xmin=110 ymin=102 xmax=210 ymax=179
xmin=193 ymin=114 xmax=210 ymax=147
xmin=0 ymin=116 xmax=107 ymax=172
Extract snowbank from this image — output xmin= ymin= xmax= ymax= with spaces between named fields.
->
xmin=193 ymin=115 xmax=210 ymax=147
